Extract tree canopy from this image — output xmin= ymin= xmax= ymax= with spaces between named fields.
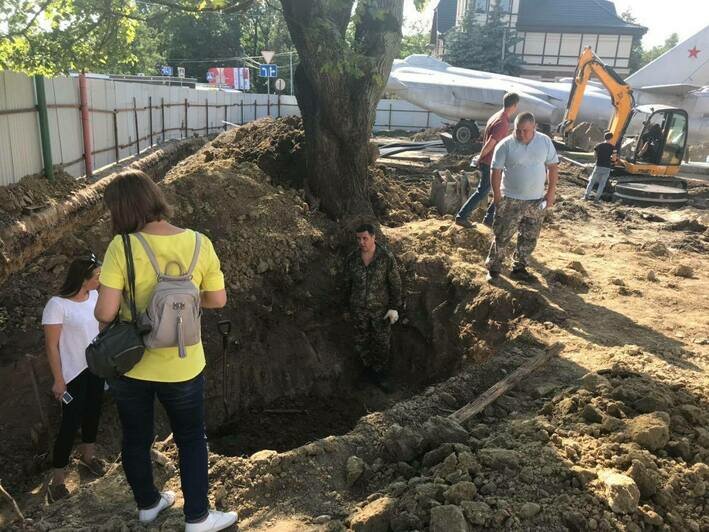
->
xmin=443 ymin=3 xmax=521 ymax=75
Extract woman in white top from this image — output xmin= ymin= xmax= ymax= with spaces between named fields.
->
xmin=42 ymin=254 xmax=106 ymax=501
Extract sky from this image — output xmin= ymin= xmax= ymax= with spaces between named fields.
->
xmin=403 ymin=0 xmax=709 ymax=49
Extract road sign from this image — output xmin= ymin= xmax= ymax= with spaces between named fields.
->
xmin=274 ymin=78 xmax=286 ymax=91
xmin=261 ymin=50 xmax=275 ymax=64
xmin=177 ymin=67 xmax=185 ymax=78
xmin=259 ymin=64 xmax=278 ymax=78
xmin=160 ymin=65 xmax=173 ymax=76
xmin=206 ymin=71 xmax=215 ymax=82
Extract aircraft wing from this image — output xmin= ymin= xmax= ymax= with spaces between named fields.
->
xmin=636 ymin=84 xmax=704 ymax=97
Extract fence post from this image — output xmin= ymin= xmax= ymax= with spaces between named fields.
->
xmin=253 ymin=99 xmax=257 ymax=121
xmin=388 ymin=103 xmax=392 ymax=130
xmin=223 ymin=104 xmax=227 ymax=131
xmin=240 ymin=101 xmax=244 ymax=125
xmin=161 ymin=97 xmax=165 ymax=142
xmin=33 ymin=75 xmax=54 ymax=182
xmin=205 ymin=98 xmax=209 ymax=135
xmin=426 ymin=111 xmax=430 ymax=129
xmin=148 ymin=96 xmax=153 ymax=147
xmin=277 ymin=94 xmax=281 ymax=117
xmin=112 ymin=110 xmax=119 ymax=162
xmin=78 ymin=73 xmax=93 ymax=178
xmin=184 ymin=98 xmax=188 ymax=138
xmin=267 ymin=95 xmax=270 ymax=117
xmin=132 ymin=97 xmax=140 ymax=154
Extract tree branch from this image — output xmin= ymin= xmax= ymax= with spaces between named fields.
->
xmin=136 ymin=0 xmax=254 ymax=13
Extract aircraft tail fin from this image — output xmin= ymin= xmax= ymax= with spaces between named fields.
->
xmin=626 ymin=25 xmax=709 ymax=90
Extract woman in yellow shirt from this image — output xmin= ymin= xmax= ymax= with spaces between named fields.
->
xmin=95 ymin=170 xmax=237 ymax=532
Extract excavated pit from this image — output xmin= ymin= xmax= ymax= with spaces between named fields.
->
xmin=0 ymin=118 xmax=547 ymax=488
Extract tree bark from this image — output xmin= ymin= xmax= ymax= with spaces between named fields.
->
xmin=280 ymin=0 xmax=403 ymax=220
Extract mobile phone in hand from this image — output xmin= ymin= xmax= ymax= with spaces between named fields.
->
xmin=61 ymin=391 xmax=73 ymax=405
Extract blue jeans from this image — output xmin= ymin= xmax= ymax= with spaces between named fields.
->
xmin=109 ymin=373 xmax=208 ymax=523
xmin=456 ymin=163 xmax=496 ymax=224
xmin=584 ymin=166 xmax=612 ymax=202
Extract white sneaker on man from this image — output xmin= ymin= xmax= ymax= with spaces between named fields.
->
xmin=138 ymin=490 xmax=176 ymax=523
xmin=185 ymin=510 xmax=239 ymax=532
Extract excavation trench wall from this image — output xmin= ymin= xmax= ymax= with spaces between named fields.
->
xmin=0 ymin=138 xmax=205 ymax=288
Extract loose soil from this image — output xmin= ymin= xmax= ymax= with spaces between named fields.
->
xmin=0 ymin=118 xmax=707 ymax=531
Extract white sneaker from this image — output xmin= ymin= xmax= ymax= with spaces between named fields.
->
xmin=185 ymin=510 xmax=239 ymax=532
xmin=138 ymin=490 xmax=176 ymax=524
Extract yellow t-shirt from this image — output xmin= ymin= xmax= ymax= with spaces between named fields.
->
xmin=99 ymin=230 xmax=225 ymax=382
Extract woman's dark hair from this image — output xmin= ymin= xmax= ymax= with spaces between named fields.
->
xmin=59 ymin=255 xmax=101 ymax=298
xmin=103 ymin=169 xmax=172 ymax=234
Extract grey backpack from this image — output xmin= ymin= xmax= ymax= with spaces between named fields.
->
xmin=134 ymin=232 xmax=202 ymax=358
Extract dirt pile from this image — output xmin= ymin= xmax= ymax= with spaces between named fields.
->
xmin=201 ymin=116 xmax=307 ymax=189
xmin=0 ymin=171 xmax=85 ymax=229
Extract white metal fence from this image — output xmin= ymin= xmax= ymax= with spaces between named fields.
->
xmin=0 ymin=70 xmax=446 ymax=187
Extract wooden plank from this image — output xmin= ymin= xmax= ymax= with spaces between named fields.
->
xmin=450 ymin=343 xmax=564 ymax=425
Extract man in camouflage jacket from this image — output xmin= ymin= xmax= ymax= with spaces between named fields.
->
xmin=344 ymin=224 xmax=402 ymax=385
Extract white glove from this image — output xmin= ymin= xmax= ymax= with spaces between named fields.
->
xmin=384 ymin=309 xmax=399 ymax=324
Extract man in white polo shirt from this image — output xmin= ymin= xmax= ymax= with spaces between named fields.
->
xmin=485 ymin=112 xmax=559 ymax=282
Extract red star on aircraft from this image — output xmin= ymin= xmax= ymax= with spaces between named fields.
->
xmin=689 ymin=46 xmax=700 ymax=58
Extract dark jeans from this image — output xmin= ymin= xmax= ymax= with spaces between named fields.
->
xmin=456 ymin=163 xmax=496 ymax=225
xmin=109 ymin=373 xmax=208 ymax=523
xmin=53 ymin=369 xmax=104 ymax=468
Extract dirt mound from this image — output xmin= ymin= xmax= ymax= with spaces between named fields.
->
xmin=201 ymin=116 xmax=306 ymax=189
xmin=0 ymin=170 xmax=84 ymax=230
xmin=370 ymin=166 xmax=429 ymax=226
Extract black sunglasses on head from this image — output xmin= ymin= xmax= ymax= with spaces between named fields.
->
xmin=83 ymin=252 xmax=102 ymax=273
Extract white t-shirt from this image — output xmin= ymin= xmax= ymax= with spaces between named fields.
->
xmin=492 ymin=132 xmax=559 ymax=200
xmin=41 ymin=291 xmax=99 ymax=384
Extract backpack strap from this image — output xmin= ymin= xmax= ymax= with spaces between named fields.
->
xmin=185 ymin=232 xmax=202 ymax=278
xmin=133 ymin=231 xmax=202 ymax=280
xmin=133 ymin=232 xmax=163 ymax=278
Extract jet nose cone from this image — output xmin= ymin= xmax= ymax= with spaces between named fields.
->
xmin=385 ymin=74 xmax=407 ymax=93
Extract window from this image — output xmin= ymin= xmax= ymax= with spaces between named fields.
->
xmin=497 ymin=0 xmax=511 ymax=11
xmin=661 ymin=113 xmax=687 ymax=166
xmin=524 ymin=32 xmax=545 ymax=55
xmin=617 ymin=36 xmax=633 ymax=59
xmin=475 ymin=0 xmax=488 ymax=12
xmin=597 ymin=35 xmax=619 ymax=58
xmin=560 ymin=34 xmax=582 ymax=57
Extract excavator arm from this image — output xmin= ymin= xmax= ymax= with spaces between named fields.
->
xmin=559 ymin=47 xmax=635 ymax=147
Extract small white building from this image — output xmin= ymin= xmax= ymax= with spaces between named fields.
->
xmin=431 ymin=0 xmax=647 ymax=80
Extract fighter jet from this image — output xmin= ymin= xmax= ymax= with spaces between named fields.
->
xmin=386 ymin=25 xmax=709 ymax=150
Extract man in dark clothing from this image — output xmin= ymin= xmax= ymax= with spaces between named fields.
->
xmin=638 ymin=123 xmax=663 ymax=163
xmin=455 ymin=92 xmax=519 ymax=229
xmin=584 ymin=131 xmax=615 ymax=202
xmin=344 ymin=224 xmax=402 ymax=389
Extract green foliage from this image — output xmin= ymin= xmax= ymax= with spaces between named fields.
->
xmin=0 ymin=0 xmax=159 ymax=75
xmin=443 ymin=3 xmax=521 ymax=75
xmin=642 ymin=33 xmax=678 ymax=66
xmin=620 ymin=9 xmax=677 ymax=74
xmin=399 ymin=32 xmax=431 ymax=58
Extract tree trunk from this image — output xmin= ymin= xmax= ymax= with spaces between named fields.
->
xmin=281 ymin=0 xmax=403 ymax=220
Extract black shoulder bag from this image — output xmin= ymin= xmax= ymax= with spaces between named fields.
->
xmin=86 ymin=234 xmax=148 ymax=379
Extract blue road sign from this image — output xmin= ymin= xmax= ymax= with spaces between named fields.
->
xmin=259 ymin=64 xmax=278 ymax=78
xmin=160 ymin=65 xmax=173 ymax=76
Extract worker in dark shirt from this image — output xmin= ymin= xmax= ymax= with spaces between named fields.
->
xmin=583 ymin=131 xmax=615 ymax=202
xmin=638 ymin=123 xmax=663 ymax=163
xmin=343 ymin=224 xmax=402 ymax=391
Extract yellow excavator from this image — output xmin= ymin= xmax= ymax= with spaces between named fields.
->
xmin=558 ymin=47 xmax=689 ymax=205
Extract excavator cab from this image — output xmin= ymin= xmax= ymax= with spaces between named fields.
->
xmin=623 ymin=106 xmax=689 ymax=167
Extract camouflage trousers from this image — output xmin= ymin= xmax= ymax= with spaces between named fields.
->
xmin=352 ymin=309 xmax=391 ymax=372
xmin=485 ymin=196 xmax=546 ymax=273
